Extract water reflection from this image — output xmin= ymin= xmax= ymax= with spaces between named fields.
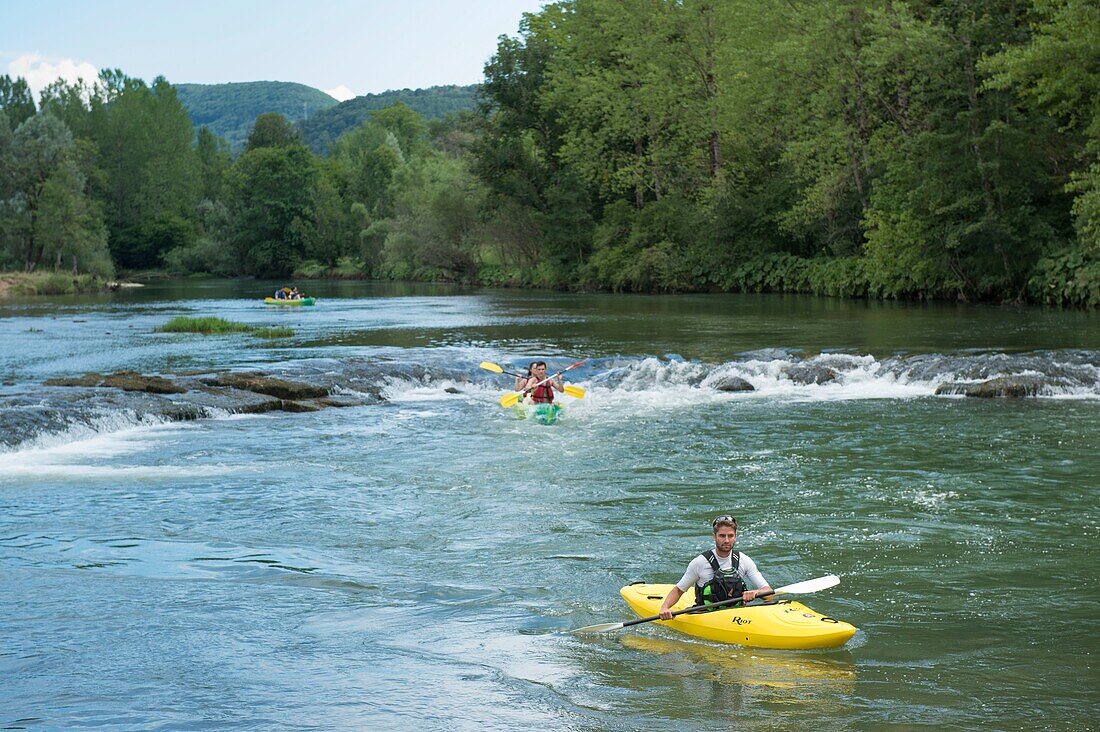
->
xmin=620 ymin=633 xmax=855 ymax=692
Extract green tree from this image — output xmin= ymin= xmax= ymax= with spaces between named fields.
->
xmin=89 ymin=73 xmax=201 ymax=268
xmin=328 ymin=119 xmax=405 ymax=218
xmin=0 ymin=112 xmax=112 ymax=276
xmin=983 ymin=0 xmax=1100 ymax=252
xmin=36 ymin=159 xmax=113 ymax=276
xmin=543 ymin=0 xmax=702 ymax=207
xmin=296 ymin=166 xmax=355 ymax=268
xmin=229 ymin=143 xmax=318 ymax=276
xmin=0 ymin=75 xmax=36 ymax=129
xmin=6 ymin=114 xmax=75 ymax=271
xmin=380 ymin=153 xmax=486 ymax=279
xmin=370 ymin=103 xmax=428 ymax=158
xmin=196 ymin=125 xmax=231 ymax=201
xmin=245 ymin=112 xmax=301 ymax=151
xmin=861 ymin=0 xmax=1071 ymax=301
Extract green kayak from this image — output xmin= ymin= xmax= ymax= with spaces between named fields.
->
xmin=512 ymin=402 xmax=563 ymax=425
xmin=264 ymin=297 xmax=315 ymax=306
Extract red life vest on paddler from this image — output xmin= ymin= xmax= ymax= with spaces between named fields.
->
xmin=531 ymin=382 xmax=555 ymax=403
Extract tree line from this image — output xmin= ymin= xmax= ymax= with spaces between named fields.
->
xmin=1 ymin=0 xmax=1097 ymax=306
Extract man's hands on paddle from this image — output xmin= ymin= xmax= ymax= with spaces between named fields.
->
xmin=658 ymin=587 xmax=765 ymax=619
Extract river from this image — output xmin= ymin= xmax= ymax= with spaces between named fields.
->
xmin=1 ymin=279 xmax=1098 ymax=730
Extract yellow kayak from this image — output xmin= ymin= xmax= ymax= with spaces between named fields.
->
xmin=620 ymin=583 xmax=857 ymax=650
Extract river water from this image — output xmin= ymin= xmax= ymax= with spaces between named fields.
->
xmin=1 ymin=280 xmax=1098 ymax=730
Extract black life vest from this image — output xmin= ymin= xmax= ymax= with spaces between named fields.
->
xmin=694 ymin=549 xmax=746 ymax=607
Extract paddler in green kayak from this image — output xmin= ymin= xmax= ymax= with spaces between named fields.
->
xmin=514 ymin=361 xmax=564 ymax=405
xmin=658 ymin=515 xmax=773 ymax=620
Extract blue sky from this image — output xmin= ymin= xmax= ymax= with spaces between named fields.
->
xmin=0 ymin=0 xmax=546 ymax=100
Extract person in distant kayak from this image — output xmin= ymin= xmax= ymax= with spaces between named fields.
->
xmin=273 ymin=287 xmax=287 ymax=299
xmin=290 ymin=287 xmax=302 ymax=300
xmin=515 ymin=361 xmax=563 ymax=404
xmin=658 ymin=515 xmax=773 ymax=619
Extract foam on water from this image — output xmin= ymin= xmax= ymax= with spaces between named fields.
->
xmin=367 ymin=351 xmax=1100 ymax=429
xmin=0 ymin=463 xmax=243 ymax=479
xmin=0 ymin=411 xmax=175 ymax=458
xmin=0 ymin=412 xmax=245 ymax=481
xmin=4 ymin=350 xmax=1097 ymax=456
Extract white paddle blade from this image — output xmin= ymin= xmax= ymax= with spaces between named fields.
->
xmin=570 ymin=622 xmax=626 ymax=634
xmin=775 ymin=574 xmax=840 ymax=595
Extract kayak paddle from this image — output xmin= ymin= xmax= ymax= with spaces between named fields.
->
xmin=480 ymin=361 xmax=523 ymax=377
xmin=499 ymin=359 xmax=587 ymax=408
xmin=570 ymin=574 xmax=841 ymax=635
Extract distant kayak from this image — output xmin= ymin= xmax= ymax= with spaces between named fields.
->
xmin=263 ymin=297 xmax=315 ymax=306
xmin=512 ymin=402 xmax=562 ymax=425
xmin=620 ymin=583 xmax=856 ymax=650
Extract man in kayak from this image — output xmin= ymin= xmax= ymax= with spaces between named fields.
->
xmin=514 ymin=361 xmax=563 ymax=404
xmin=658 ymin=515 xmax=773 ymax=619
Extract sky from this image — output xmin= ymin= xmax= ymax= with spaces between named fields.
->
xmin=0 ymin=0 xmax=546 ymax=101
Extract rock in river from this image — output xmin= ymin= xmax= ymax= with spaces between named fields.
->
xmin=712 ymin=376 xmax=755 ymax=392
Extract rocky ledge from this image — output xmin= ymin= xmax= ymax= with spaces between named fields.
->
xmin=934 ymin=376 xmax=1047 ymax=398
xmin=43 ymin=369 xmax=379 ymax=420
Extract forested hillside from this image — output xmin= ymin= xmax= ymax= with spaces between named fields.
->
xmin=177 ymin=81 xmax=338 ymax=151
xmin=299 ymin=85 xmax=478 ymax=152
xmin=1 ymin=0 xmax=1097 ymax=306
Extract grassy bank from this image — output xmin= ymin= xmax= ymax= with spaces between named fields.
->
xmin=0 ymin=272 xmax=106 ymax=298
xmin=159 ymin=317 xmax=293 ymax=339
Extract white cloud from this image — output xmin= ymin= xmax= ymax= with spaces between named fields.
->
xmin=324 ymin=85 xmax=356 ymax=102
xmin=8 ymin=53 xmax=99 ymax=100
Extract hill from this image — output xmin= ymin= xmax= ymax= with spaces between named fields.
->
xmin=300 ymin=84 xmax=480 ymax=152
xmin=177 ymin=81 xmax=339 ymax=152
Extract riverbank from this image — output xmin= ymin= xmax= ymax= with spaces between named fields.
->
xmin=134 ymin=247 xmax=1100 ymax=308
xmin=311 ymin=251 xmax=1100 ymax=308
xmin=0 ymin=272 xmax=108 ymax=299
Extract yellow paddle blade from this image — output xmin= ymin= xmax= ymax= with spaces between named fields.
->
xmin=500 ymin=392 xmax=522 ymax=408
xmin=479 ymin=361 xmax=504 ymax=374
xmin=564 ymin=384 xmax=585 ymax=399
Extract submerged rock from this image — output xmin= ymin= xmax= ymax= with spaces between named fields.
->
xmin=786 ymin=363 xmax=840 ymax=385
xmin=44 ymin=373 xmax=104 ymax=388
xmin=936 ymin=376 xmax=1046 ymax=397
xmin=279 ymin=400 xmax=323 ymax=413
xmin=183 ymin=386 xmax=284 ymax=414
xmin=712 ymin=376 xmax=755 ymax=392
xmin=204 ymin=372 xmax=329 ymax=400
xmin=45 ymin=371 xmax=186 ymax=394
xmin=963 ymin=376 xmax=1046 ymax=398
xmin=315 ymin=395 xmax=372 ymax=408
